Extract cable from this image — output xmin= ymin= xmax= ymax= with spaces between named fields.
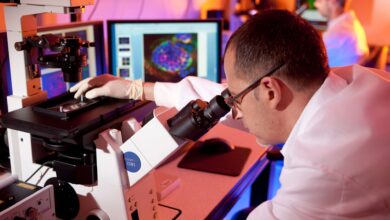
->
xmin=181 ymin=0 xmax=191 ymax=19
xmin=158 ymin=203 xmax=182 ymax=220
xmin=35 ymin=166 xmax=51 ymax=185
xmin=87 ymin=0 xmax=101 ymax=21
xmin=25 ymin=161 xmax=53 ymax=183
xmin=137 ymin=0 xmax=146 ymax=19
xmin=295 ymin=3 xmax=308 ymax=16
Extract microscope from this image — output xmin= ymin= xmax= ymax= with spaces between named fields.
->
xmin=1 ymin=80 xmax=231 ymax=220
xmin=0 ymin=1 xmax=234 ymax=219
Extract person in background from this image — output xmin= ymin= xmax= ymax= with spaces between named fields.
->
xmin=314 ymin=0 xmax=369 ymax=66
xmin=71 ymin=10 xmax=390 ymax=219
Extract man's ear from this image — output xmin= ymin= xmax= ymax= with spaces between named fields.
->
xmin=256 ymin=77 xmax=282 ymax=109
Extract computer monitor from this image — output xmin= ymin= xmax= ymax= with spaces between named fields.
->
xmin=0 ymin=21 xmax=106 ymax=113
xmin=296 ymin=0 xmax=327 ymax=30
xmin=107 ymin=20 xmax=222 ymax=83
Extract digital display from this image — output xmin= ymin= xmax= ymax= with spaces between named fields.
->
xmin=108 ymin=20 xmax=221 ymax=83
xmin=144 ymin=33 xmax=197 ymax=82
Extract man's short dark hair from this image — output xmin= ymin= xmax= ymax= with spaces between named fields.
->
xmin=225 ymin=10 xmax=329 ymax=90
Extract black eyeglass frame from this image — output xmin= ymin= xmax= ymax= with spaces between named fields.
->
xmin=225 ymin=62 xmax=286 ymax=108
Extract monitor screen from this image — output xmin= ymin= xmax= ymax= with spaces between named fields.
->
xmin=296 ymin=0 xmax=327 ymax=30
xmin=0 ymin=21 xmax=106 ymax=113
xmin=108 ymin=20 xmax=222 ymax=83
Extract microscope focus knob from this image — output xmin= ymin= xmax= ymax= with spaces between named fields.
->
xmin=44 ymin=177 xmax=80 ymax=219
xmin=25 ymin=207 xmax=38 ymax=219
xmin=14 ymin=41 xmax=27 ymax=51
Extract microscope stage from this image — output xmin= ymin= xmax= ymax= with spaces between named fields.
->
xmin=34 ymin=94 xmax=104 ymax=119
xmin=0 ymin=93 xmax=149 ymax=141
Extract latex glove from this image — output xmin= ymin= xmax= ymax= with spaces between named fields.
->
xmin=69 ymin=74 xmax=143 ymax=100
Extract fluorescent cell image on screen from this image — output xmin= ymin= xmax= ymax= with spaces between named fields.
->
xmin=144 ymin=33 xmax=197 ymax=82
xmin=41 ymin=70 xmax=66 ymax=98
xmin=108 ymin=20 xmax=221 ymax=82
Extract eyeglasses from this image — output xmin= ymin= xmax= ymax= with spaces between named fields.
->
xmin=225 ymin=62 xmax=285 ymax=112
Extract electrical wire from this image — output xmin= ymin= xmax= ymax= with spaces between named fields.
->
xmin=158 ymin=203 xmax=182 ymax=220
xmin=25 ymin=161 xmax=53 ymax=183
xmin=35 ymin=166 xmax=51 ymax=185
xmin=87 ymin=0 xmax=101 ymax=21
xmin=181 ymin=0 xmax=191 ymax=19
xmin=295 ymin=3 xmax=308 ymax=16
xmin=137 ymin=0 xmax=146 ymax=19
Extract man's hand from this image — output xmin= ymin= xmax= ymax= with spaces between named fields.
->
xmin=69 ymin=74 xmax=143 ymax=100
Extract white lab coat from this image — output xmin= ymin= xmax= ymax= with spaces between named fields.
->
xmin=154 ymin=76 xmax=225 ymax=109
xmin=323 ymin=11 xmax=369 ymax=67
xmin=248 ymin=65 xmax=390 ymax=219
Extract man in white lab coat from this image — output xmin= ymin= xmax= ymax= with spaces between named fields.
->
xmin=71 ymin=10 xmax=390 ymax=219
xmin=314 ymin=0 xmax=369 ymax=67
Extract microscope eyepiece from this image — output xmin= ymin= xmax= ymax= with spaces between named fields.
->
xmin=168 ymin=89 xmax=231 ymax=141
xmin=203 ymin=95 xmax=230 ymax=121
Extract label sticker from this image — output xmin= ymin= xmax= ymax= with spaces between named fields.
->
xmin=124 ymin=152 xmax=141 ymax=173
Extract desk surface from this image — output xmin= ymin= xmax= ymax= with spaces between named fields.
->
xmin=157 ymin=123 xmax=269 ymax=220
